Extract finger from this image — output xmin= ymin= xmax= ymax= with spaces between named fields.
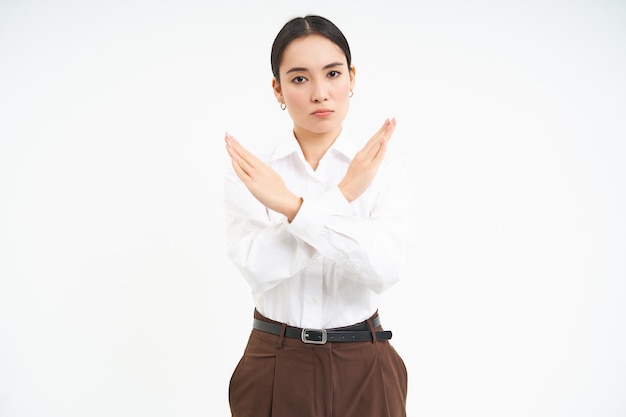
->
xmin=371 ymin=118 xmax=396 ymax=147
xmin=381 ymin=117 xmax=397 ymax=144
xmin=372 ymin=136 xmax=389 ymax=163
xmin=371 ymin=118 xmax=396 ymax=162
xmin=363 ymin=118 xmax=395 ymax=159
xmin=359 ymin=119 xmax=389 ymax=159
xmin=232 ymin=149 xmax=255 ymax=178
xmin=225 ymin=133 xmax=258 ymax=178
xmin=227 ymin=142 xmax=249 ymax=179
xmin=226 ymin=141 xmax=256 ymax=180
xmin=370 ymin=118 xmax=391 ymax=144
xmin=230 ymin=153 xmax=247 ymax=180
xmin=227 ymin=133 xmax=261 ymax=167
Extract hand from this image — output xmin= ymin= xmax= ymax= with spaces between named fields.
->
xmin=338 ymin=117 xmax=397 ymax=203
xmin=225 ymin=133 xmax=303 ymax=221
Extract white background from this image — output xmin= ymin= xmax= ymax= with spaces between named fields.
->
xmin=1 ymin=0 xmax=625 ymax=416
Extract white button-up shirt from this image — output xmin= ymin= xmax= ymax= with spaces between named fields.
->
xmin=224 ymin=130 xmax=413 ymax=329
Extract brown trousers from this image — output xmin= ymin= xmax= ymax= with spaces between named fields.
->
xmin=229 ymin=310 xmax=407 ymax=417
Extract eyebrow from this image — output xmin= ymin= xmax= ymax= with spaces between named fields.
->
xmin=285 ymin=61 xmax=345 ymax=74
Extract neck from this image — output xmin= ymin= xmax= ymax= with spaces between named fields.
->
xmin=293 ymin=126 xmax=342 ymax=170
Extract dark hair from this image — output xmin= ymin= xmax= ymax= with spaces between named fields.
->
xmin=270 ymin=15 xmax=352 ymax=83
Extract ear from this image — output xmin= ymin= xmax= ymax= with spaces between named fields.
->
xmin=349 ymin=65 xmax=356 ymax=91
xmin=272 ymin=77 xmax=283 ymax=104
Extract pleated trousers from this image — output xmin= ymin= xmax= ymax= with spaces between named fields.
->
xmin=229 ymin=310 xmax=408 ymax=417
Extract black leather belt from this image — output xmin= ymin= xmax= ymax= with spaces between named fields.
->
xmin=252 ymin=317 xmax=392 ymax=344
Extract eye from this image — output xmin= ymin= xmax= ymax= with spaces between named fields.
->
xmin=328 ymin=70 xmax=341 ymax=78
xmin=291 ymin=76 xmax=307 ymax=84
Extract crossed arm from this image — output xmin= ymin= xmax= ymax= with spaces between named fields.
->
xmin=224 ymin=118 xmax=397 ymax=221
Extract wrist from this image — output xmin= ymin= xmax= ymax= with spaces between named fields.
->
xmin=338 ymin=182 xmax=356 ymax=203
xmin=284 ymin=195 xmax=303 ymax=223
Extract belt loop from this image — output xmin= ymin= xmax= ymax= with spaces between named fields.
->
xmin=276 ymin=323 xmax=287 ymax=349
xmin=366 ymin=318 xmax=377 ymax=343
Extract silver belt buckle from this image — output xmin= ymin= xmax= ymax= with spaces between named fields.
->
xmin=301 ymin=328 xmax=327 ymax=344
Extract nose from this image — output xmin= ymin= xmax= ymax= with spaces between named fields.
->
xmin=311 ymin=81 xmax=328 ymax=103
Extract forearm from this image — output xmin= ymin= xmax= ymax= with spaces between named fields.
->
xmin=226 ymin=218 xmax=317 ymax=293
xmin=225 ymin=171 xmax=316 ymax=292
xmin=287 ymin=186 xmax=412 ymax=293
xmin=279 ymin=194 xmax=304 ymax=223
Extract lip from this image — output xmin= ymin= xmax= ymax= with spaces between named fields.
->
xmin=311 ymin=108 xmax=334 ymax=117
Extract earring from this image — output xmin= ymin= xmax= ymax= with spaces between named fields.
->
xmin=280 ymin=102 xmax=286 ymax=110
xmin=349 ymin=90 xmax=354 ymax=98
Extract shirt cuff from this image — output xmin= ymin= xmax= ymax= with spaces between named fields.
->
xmin=288 ymin=186 xmax=353 ymax=241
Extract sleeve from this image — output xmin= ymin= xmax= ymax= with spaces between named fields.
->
xmin=224 ymin=149 xmax=415 ymax=296
xmin=223 ymin=168 xmax=318 ymax=294
xmin=287 ymin=155 xmax=415 ymax=294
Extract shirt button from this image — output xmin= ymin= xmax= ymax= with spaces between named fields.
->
xmin=298 ymin=228 xmax=306 ymax=235
xmin=311 ymin=297 xmax=317 ymax=304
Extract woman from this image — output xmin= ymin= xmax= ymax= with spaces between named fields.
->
xmin=224 ymin=14 xmax=411 ymax=417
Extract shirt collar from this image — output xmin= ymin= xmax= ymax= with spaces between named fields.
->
xmin=269 ymin=129 xmax=360 ymax=163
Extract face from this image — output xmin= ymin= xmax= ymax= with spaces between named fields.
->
xmin=273 ymin=34 xmax=355 ymax=140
